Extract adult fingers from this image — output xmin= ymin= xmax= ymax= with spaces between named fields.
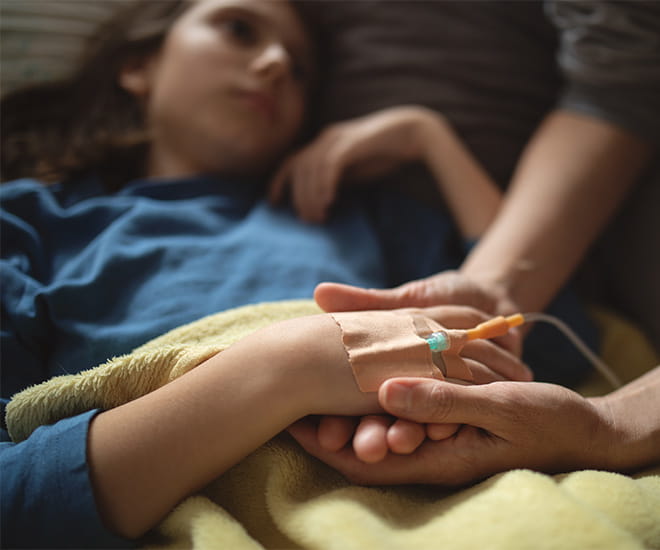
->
xmin=314 ymin=282 xmax=380 ymax=312
xmin=352 ymin=415 xmax=393 ymax=463
xmin=385 ymin=418 xmax=426 ymax=454
xmin=289 ymin=420 xmax=492 ymax=486
xmin=314 ymin=280 xmax=440 ymax=313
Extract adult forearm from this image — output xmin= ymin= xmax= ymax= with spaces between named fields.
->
xmin=595 ymin=366 xmax=660 ymax=471
xmin=461 ymin=110 xmax=652 ymax=313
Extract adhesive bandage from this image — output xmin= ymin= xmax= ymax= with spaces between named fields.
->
xmin=330 ymin=310 xmax=472 ymax=392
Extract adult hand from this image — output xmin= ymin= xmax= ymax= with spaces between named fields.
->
xmin=289 ymin=377 xmax=618 ymax=486
xmin=310 ymin=304 xmax=532 ymax=463
xmin=269 ymin=106 xmax=436 ymax=223
xmin=315 ymin=271 xmax=522 ymax=355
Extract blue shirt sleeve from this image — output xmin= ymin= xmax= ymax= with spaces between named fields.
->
xmin=1 ymin=410 xmax=134 ymax=549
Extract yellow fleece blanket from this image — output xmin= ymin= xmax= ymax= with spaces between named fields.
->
xmin=6 ymin=300 xmax=660 ymax=549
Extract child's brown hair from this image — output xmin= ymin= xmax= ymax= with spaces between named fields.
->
xmin=1 ymin=1 xmax=186 ymax=189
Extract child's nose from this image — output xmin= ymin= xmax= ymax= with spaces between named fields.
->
xmin=251 ymin=42 xmax=291 ymax=84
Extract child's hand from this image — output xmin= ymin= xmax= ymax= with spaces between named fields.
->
xmin=306 ymin=321 xmax=530 ymax=464
xmin=269 ymin=106 xmax=441 ymax=223
xmin=288 ymin=304 xmax=532 ymax=463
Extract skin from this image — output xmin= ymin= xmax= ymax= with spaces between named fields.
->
xmin=289 ymin=366 xmax=660 ymax=486
xmin=89 ymin=306 xmax=528 ymax=538
xmin=300 ymin=111 xmax=655 ymax=466
xmin=84 ymin=3 xmax=529 ymax=537
xmin=261 ymin=19 xmax=654 ymax=468
xmin=83 ymin=0 xmax=660 ymax=536
xmin=87 ymin=0 xmax=316 ymax=537
xmin=270 ymin=105 xmax=502 ymax=239
xmin=120 ymin=0 xmax=314 ymax=179
xmin=266 ymin=103 xmax=525 ymax=463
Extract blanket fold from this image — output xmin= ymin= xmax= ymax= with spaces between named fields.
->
xmin=6 ymin=300 xmax=660 ymax=549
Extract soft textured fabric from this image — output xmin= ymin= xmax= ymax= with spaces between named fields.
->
xmin=0 ymin=176 xmax=598 ymax=393
xmin=6 ymin=300 xmax=660 ymax=550
xmin=0 ymin=1 xmax=132 ymax=96
xmin=0 ymin=175 xmax=454 ymax=548
xmin=0 ymin=175 xmax=597 ymax=547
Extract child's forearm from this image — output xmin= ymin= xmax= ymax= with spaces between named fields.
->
xmin=88 ymin=315 xmax=373 ymax=539
xmin=88 ymin=327 xmax=305 ymax=538
xmin=414 ymin=110 xmax=502 ymax=240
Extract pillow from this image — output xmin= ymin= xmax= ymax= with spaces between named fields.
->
xmin=0 ymin=0 xmax=130 ymax=97
xmin=303 ymin=0 xmax=562 ymax=185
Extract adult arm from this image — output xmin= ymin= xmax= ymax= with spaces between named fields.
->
xmin=315 ymin=110 xmax=653 ymax=317
xmin=461 ymin=109 xmax=652 ymax=314
xmin=289 ymin=366 xmax=660 ymax=485
xmin=300 ymin=113 xmax=657 ymax=476
xmin=315 ymin=1 xmax=659 ymax=316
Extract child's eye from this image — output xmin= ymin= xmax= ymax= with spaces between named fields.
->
xmin=222 ymin=17 xmax=256 ymax=44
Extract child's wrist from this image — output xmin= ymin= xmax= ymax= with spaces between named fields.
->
xmin=252 ymin=315 xmax=354 ymax=416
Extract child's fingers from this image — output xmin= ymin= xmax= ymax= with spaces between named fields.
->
xmin=460 ymin=358 xmax=507 ymax=384
xmin=268 ymin=155 xmax=295 ymax=203
xmin=461 ymin=340 xmax=533 ymax=382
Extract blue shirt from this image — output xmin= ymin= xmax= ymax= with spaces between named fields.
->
xmin=1 ymin=175 xmax=596 ymax=547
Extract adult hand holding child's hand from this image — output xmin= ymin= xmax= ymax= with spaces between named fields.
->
xmin=289 ymin=376 xmax=630 ymax=486
xmin=304 ymin=276 xmax=529 ymax=463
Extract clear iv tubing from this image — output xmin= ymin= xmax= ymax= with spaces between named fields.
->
xmin=426 ymin=312 xmax=623 ymax=389
xmin=521 ymin=312 xmax=623 ymax=389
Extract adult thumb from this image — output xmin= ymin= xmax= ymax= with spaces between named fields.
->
xmin=378 ymin=378 xmax=496 ymax=429
xmin=314 ymin=281 xmax=428 ymax=312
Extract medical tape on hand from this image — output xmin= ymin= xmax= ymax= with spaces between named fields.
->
xmin=330 ymin=310 xmax=472 ymax=392
xmin=414 ymin=315 xmax=473 ymax=383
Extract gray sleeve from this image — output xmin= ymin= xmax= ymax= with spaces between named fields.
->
xmin=546 ymin=0 xmax=660 ymax=143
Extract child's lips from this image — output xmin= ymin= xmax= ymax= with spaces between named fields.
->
xmin=237 ymin=90 xmax=277 ymax=122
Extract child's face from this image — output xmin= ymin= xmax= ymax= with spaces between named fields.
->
xmin=121 ymin=0 xmax=314 ymax=179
